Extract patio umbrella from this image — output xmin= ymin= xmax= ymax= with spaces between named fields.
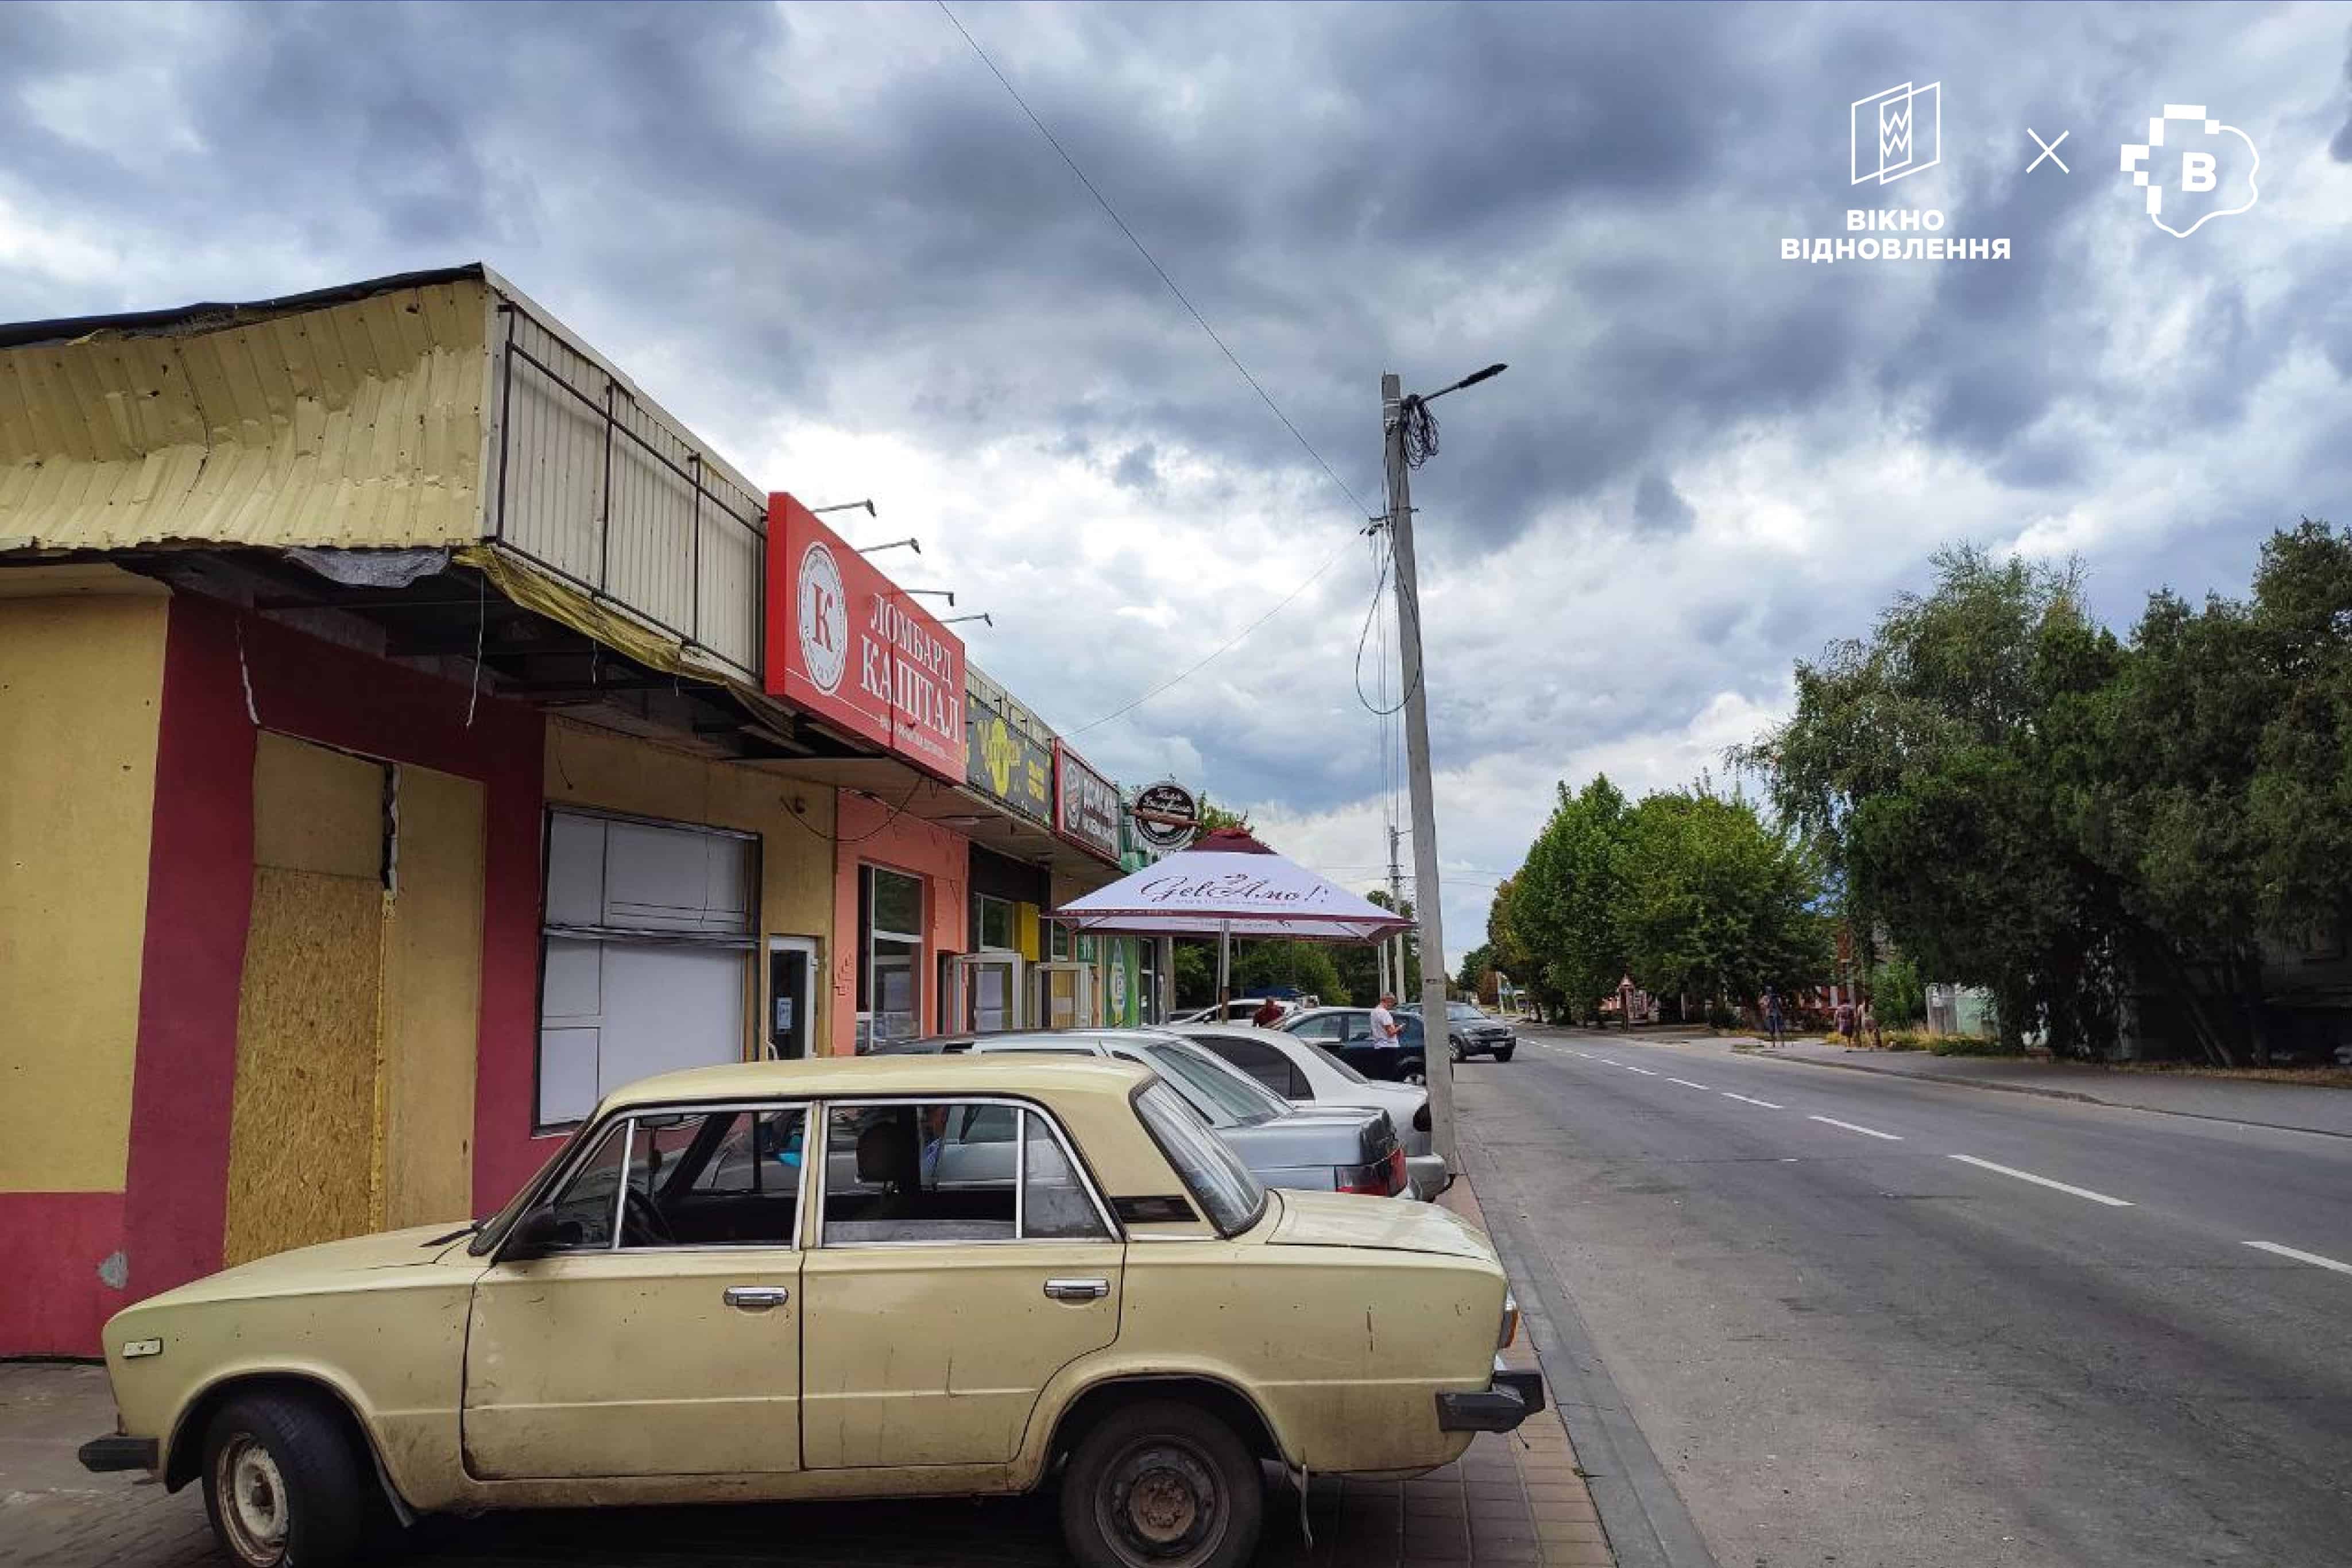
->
xmin=1053 ymin=828 xmax=1411 ymax=1004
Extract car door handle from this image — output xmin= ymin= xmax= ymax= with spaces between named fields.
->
xmin=722 ymin=1286 xmax=790 ymax=1311
xmin=1042 ymin=1277 xmax=1110 ymax=1302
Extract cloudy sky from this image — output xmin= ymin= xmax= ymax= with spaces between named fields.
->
xmin=5 ymin=1 xmax=2349 ymax=963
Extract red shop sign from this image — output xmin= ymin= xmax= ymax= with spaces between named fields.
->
xmin=764 ymin=493 xmax=965 ymax=783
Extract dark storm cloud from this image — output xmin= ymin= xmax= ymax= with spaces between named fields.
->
xmin=2 ymin=0 xmax=2347 ymax=868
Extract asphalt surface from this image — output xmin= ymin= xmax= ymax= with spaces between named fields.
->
xmin=1452 ymin=1027 xmax=2352 ymax=1568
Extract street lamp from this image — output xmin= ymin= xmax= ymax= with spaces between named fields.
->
xmin=814 ymin=500 xmax=877 ymax=517
xmin=941 ymin=611 xmax=994 ymax=628
xmin=857 ymin=538 xmax=922 ymax=556
xmin=900 ymin=589 xmax=955 ymax=607
xmin=1382 ymin=361 xmax=1507 ymax=1169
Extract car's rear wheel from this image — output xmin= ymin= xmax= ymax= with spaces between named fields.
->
xmin=200 ymin=1392 xmax=371 ymax=1568
xmin=1061 ymin=1398 xmax=1264 ymax=1568
xmin=1399 ymin=1057 xmax=1428 ymax=1085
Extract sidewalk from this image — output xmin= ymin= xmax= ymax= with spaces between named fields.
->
xmin=1730 ymin=1036 xmax=2352 ymax=1138
xmin=0 ymin=1170 xmax=1607 ymax=1568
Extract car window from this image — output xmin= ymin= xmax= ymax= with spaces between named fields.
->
xmin=541 ymin=1118 xmax=631 ymax=1250
xmin=819 ymin=1101 xmax=1107 ymax=1245
xmin=1136 ymin=1042 xmax=1286 ymax=1125
xmin=1188 ymin=1033 xmax=1308 ymax=1098
xmin=1134 ymin=1081 xmax=1265 ymax=1236
xmin=1023 ymin=1113 xmax=1110 ymax=1240
xmin=1285 ymin=1012 xmax=1347 ymax=1043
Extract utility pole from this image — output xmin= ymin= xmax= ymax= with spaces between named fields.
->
xmin=1387 ymin=823 xmax=1406 ymax=1004
xmin=1384 ymin=371 xmax=1456 ymax=1165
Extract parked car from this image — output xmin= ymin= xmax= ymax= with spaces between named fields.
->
xmin=1279 ymin=1005 xmax=1431 ymax=1084
xmin=1405 ymin=1001 xmax=1519 ymax=1063
xmin=1170 ymin=997 xmax=1302 ymax=1025
xmin=1172 ymin=1022 xmax=1448 ymax=1199
xmin=888 ymin=1028 xmax=1413 ymax=1199
xmin=80 ymin=1055 xmax=1537 ymax=1568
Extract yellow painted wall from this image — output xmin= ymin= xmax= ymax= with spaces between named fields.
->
xmin=380 ymin=765 xmax=485 ymax=1229
xmin=0 ymin=590 xmax=168 ymax=1194
xmin=543 ymin=719 xmax=838 ymax=1058
xmin=223 ymin=734 xmax=388 ymax=1265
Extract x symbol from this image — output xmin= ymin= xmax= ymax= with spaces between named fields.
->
xmin=2026 ymin=127 xmax=2069 ymax=173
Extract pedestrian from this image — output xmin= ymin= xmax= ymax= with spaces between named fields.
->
xmin=1834 ymin=997 xmax=1854 ymax=1042
xmin=1763 ymin=986 xmax=1784 ymax=1048
xmin=1250 ymin=995 xmax=1284 ymax=1029
xmin=1861 ymin=998 xmax=1881 ymax=1050
xmin=1370 ymin=992 xmax=1403 ymax=1047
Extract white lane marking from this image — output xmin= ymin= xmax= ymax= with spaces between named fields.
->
xmin=1569 ymin=1050 xmax=1595 ymax=1059
xmin=1722 ymin=1091 xmax=1784 ymax=1109
xmin=1619 ymin=1064 xmax=1659 ymax=1076
xmin=2244 ymin=1240 xmax=2352 ymax=1276
xmin=1666 ymin=1077 xmax=1712 ymax=1090
xmin=1947 ymin=1154 xmax=2133 ymax=1206
xmin=1807 ymin=1114 xmax=1904 ymax=1141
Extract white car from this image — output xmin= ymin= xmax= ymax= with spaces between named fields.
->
xmin=1171 ymin=998 xmax=1304 ymax=1025
xmin=1173 ymin=1023 xmax=1449 ymax=1199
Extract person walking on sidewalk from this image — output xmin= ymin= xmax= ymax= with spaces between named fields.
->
xmin=1763 ymin=986 xmax=1785 ymax=1048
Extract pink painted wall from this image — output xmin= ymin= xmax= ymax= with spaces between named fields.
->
xmin=829 ymin=792 xmax=970 ymax=1055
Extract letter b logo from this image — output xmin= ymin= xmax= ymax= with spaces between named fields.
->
xmin=2181 ymin=152 xmax=2217 ymax=193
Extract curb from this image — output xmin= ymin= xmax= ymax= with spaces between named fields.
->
xmin=1745 ymin=1047 xmax=2352 ymax=1141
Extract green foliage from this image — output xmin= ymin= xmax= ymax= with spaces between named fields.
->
xmin=1743 ymin=521 xmax=2352 ymax=1066
xmin=1871 ymin=955 xmax=1926 ymax=1027
xmin=1927 ymin=1033 xmax=2028 ymax=1058
xmin=1487 ymin=775 xmax=1832 ymax=1021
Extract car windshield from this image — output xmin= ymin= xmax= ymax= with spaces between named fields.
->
xmin=1137 ymin=1041 xmax=1287 ymax=1126
xmin=1449 ymin=1003 xmax=1484 ymax=1020
xmin=1132 ymin=1080 xmax=1266 ymax=1236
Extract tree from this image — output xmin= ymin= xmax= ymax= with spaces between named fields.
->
xmin=1618 ymin=785 xmax=1834 ymax=1012
xmin=1332 ymin=889 xmax=1416 ymax=1004
xmin=1743 ymin=524 xmax=2352 ymax=1064
xmin=1507 ymin=776 xmax=1633 ymax=1022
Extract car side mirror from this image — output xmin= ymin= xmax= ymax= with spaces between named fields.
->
xmin=505 ymin=1206 xmax=581 ymax=1260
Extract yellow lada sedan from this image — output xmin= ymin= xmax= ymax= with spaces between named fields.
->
xmin=80 ymin=1055 xmax=1538 ymax=1568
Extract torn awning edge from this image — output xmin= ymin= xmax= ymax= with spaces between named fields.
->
xmin=459 ymin=543 xmax=804 ymax=733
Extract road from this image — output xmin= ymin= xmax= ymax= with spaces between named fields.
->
xmin=1453 ymin=1027 xmax=2352 ymax=1568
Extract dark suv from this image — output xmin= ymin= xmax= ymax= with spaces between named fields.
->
xmin=1278 ymin=1006 xmax=1430 ymax=1085
xmin=1407 ymin=1001 xmax=1517 ymax=1063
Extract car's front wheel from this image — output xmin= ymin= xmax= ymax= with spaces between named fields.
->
xmin=1449 ymin=1036 xmax=1468 ymax=1063
xmin=1494 ymin=1044 xmax=1515 ymax=1062
xmin=1061 ymin=1398 xmax=1265 ymax=1568
xmin=200 ymin=1392 xmax=372 ymax=1568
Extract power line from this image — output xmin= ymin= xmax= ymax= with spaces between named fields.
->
xmin=937 ymin=0 xmax=1380 ymax=735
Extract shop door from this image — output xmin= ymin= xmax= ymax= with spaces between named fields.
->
xmin=768 ymin=936 xmax=817 ymax=1059
xmin=948 ymin=953 xmax=1024 ymax=1033
xmin=1029 ymin=961 xmax=1095 ymax=1030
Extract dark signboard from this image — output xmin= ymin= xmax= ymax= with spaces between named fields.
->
xmin=1054 ymin=741 xmax=1123 ymax=864
xmin=964 ymin=694 xmax=1055 ymax=826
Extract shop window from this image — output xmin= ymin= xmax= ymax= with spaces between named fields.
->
xmin=1047 ymin=920 xmax=1071 ymax=961
xmin=537 ymin=811 xmax=756 ymax=1128
xmin=972 ymin=892 xmax=1018 ymax=953
xmin=859 ymin=865 xmax=925 ymax=1050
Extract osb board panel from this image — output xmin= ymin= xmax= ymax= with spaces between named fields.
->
xmin=0 ymin=595 xmax=167 ymax=1193
xmin=0 ymin=278 xmax=489 ymax=551
xmin=380 ymin=764 xmax=484 ymax=1229
xmin=253 ymin=730 xmax=385 ymax=878
xmin=222 ymin=866 xmax=384 ymax=1267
